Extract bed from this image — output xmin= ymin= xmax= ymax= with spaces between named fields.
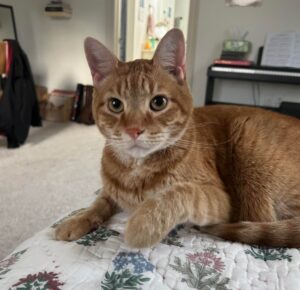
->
xmin=1 ymin=191 xmax=300 ymax=290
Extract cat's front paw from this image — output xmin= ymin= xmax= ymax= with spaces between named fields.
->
xmin=55 ymin=214 xmax=102 ymax=241
xmin=125 ymin=212 xmax=165 ymax=248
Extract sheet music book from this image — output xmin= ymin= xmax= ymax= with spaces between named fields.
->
xmin=261 ymin=32 xmax=300 ymax=69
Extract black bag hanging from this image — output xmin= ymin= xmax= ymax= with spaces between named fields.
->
xmin=0 ymin=40 xmax=42 ymax=148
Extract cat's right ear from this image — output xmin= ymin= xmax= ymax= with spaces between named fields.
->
xmin=84 ymin=37 xmax=118 ymax=85
xmin=153 ymin=28 xmax=186 ymax=83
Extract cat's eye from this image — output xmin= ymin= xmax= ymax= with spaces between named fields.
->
xmin=150 ymin=95 xmax=168 ymax=111
xmin=108 ymin=98 xmax=124 ymax=113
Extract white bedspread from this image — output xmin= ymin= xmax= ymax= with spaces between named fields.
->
xmin=1 ymin=195 xmax=300 ymax=290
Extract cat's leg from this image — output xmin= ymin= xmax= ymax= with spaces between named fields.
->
xmin=55 ymin=194 xmax=117 ymax=241
xmin=125 ymin=183 xmax=231 ymax=248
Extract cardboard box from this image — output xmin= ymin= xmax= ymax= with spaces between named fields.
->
xmin=44 ymin=90 xmax=75 ymax=122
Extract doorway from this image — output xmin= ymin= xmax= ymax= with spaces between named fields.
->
xmin=114 ymin=0 xmax=198 ymax=89
xmin=123 ymin=0 xmax=191 ymax=60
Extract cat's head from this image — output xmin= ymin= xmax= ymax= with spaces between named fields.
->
xmin=84 ymin=29 xmax=193 ymax=159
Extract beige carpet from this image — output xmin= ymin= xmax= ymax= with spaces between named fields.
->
xmin=0 ymin=121 xmax=105 ymax=260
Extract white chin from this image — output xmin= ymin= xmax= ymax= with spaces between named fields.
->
xmin=126 ymin=146 xmax=152 ymax=159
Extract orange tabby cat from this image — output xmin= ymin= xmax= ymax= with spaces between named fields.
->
xmin=55 ymin=29 xmax=300 ymax=248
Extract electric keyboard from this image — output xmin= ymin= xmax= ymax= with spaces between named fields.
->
xmin=211 ymin=66 xmax=300 ymax=78
xmin=209 ymin=66 xmax=300 ymax=83
xmin=205 ymin=65 xmax=300 ymax=107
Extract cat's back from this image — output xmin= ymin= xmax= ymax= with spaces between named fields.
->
xmin=193 ymin=105 xmax=300 ymax=139
xmin=193 ymin=105 xmax=300 ymax=195
xmin=193 ymin=105 xmax=300 ymax=155
xmin=194 ymin=105 xmax=299 ymax=126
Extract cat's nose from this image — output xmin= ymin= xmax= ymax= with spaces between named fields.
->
xmin=125 ymin=127 xmax=145 ymax=140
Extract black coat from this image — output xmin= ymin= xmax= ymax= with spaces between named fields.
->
xmin=0 ymin=40 xmax=42 ymax=148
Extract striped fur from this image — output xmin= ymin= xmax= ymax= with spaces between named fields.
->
xmin=55 ymin=29 xmax=300 ymax=248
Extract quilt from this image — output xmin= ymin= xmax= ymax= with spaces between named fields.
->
xmin=1 ymin=193 xmax=300 ymax=290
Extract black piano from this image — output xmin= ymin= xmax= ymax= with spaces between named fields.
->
xmin=205 ymin=65 xmax=300 ymax=118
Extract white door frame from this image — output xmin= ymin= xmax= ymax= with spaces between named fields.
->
xmin=113 ymin=0 xmax=136 ymax=61
xmin=186 ymin=0 xmax=200 ymax=91
xmin=113 ymin=0 xmax=121 ymax=57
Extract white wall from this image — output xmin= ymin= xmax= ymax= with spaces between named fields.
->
xmin=0 ymin=0 xmax=43 ymax=80
xmin=0 ymin=7 xmax=15 ymax=39
xmin=190 ymin=0 xmax=300 ymax=107
xmin=0 ymin=0 xmax=115 ymax=91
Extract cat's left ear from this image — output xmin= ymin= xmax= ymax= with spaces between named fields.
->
xmin=153 ymin=28 xmax=186 ymax=82
xmin=84 ymin=37 xmax=119 ymax=85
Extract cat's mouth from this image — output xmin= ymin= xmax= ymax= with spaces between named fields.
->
xmin=128 ymin=143 xmax=150 ymax=153
xmin=129 ymin=145 xmax=143 ymax=150
xmin=129 ymin=143 xmax=148 ymax=150
xmin=125 ymin=141 xmax=159 ymax=158
xmin=126 ymin=145 xmax=151 ymax=158
xmin=127 ymin=138 xmax=152 ymax=149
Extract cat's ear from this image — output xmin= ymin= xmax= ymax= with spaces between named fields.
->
xmin=153 ymin=28 xmax=186 ymax=82
xmin=84 ymin=37 xmax=118 ymax=85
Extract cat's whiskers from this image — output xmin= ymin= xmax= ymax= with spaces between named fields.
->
xmin=163 ymin=136 xmax=235 ymax=152
xmin=168 ymin=121 xmax=218 ymax=133
xmin=176 ymin=140 xmax=230 ymax=149
xmin=105 ymin=141 xmax=129 ymax=150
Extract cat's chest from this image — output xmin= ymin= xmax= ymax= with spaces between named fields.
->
xmin=126 ymin=166 xmax=171 ymax=195
xmin=127 ymin=166 xmax=144 ymax=178
xmin=109 ymin=167 xmax=175 ymax=212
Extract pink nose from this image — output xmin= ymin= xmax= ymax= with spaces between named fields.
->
xmin=125 ymin=127 xmax=145 ymax=139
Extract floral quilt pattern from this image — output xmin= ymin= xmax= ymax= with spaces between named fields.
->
xmin=0 ymin=250 xmax=27 ymax=280
xmin=76 ymin=227 xmax=120 ymax=247
xmin=1 ymin=207 xmax=300 ymax=290
xmin=9 ymin=271 xmax=64 ymax=290
xmin=101 ymin=252 xmax=154 ymax=290
xmin=170 ymin=248 xmax=229 ymax=290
